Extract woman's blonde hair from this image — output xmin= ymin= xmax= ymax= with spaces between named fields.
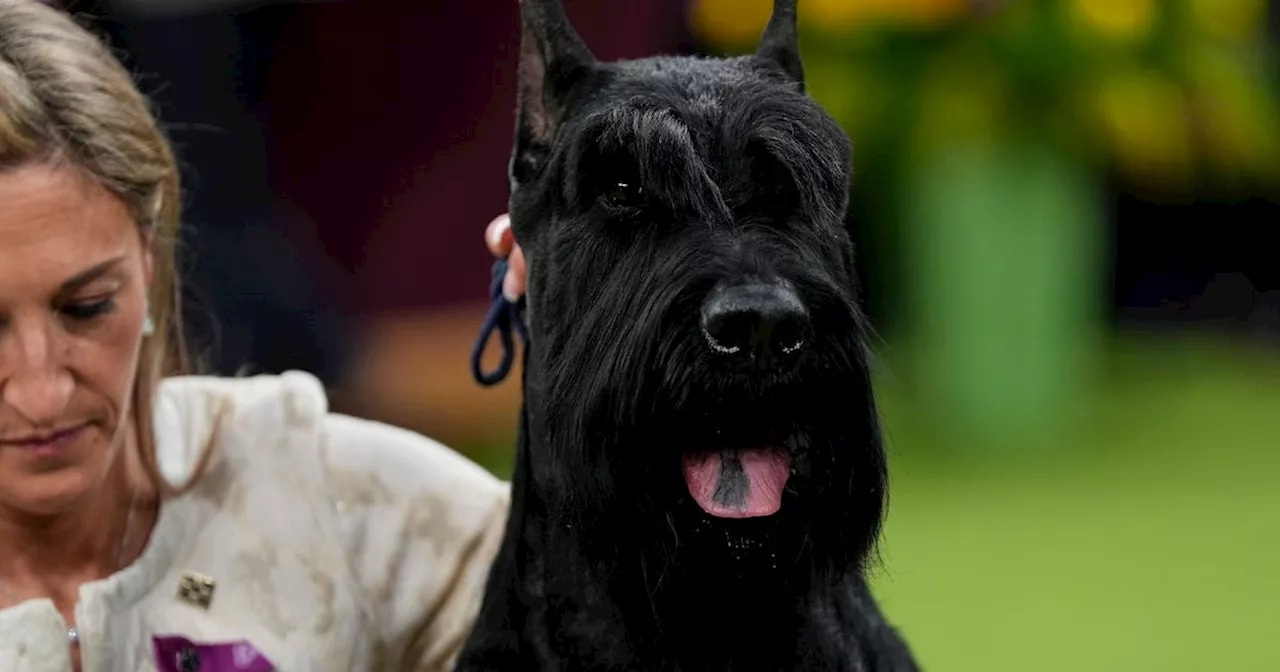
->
xmin=0 ymin=0 xmax=210 ymax=496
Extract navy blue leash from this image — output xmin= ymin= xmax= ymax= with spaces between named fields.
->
xmin=470 ymin=257 xmax=529 ymax=386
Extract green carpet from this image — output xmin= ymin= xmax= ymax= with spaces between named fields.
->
xmin=461 ymin=334 xmax=1279 ymax=670
xmin=871 ymin=335 xmax=1280 ymax=671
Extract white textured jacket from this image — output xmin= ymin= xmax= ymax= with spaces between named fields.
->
xmin=0 ymin=371 xmax=510 ymax=671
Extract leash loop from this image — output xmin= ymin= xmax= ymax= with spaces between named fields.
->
xmin=470 ymin=256 xmax=529 ymax=386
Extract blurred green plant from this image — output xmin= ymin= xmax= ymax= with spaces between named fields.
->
xmin=691 ymin=0 xmax=1280 ymax=199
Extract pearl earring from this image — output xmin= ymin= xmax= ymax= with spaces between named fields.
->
xmin=142 ymin=309 xmax=155 ymax=336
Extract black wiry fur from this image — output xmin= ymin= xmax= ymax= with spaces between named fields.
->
xmin=457 ymin=1 xmax=919 ymax=669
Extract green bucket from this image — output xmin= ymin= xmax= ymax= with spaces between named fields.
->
xmin=899 ymin=141 xmax=1105 ymax=449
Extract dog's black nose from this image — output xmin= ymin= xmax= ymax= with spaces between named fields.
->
xmin=700 ymin=281 xmax=809 ymax=364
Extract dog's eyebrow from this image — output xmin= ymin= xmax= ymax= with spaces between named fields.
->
xmin=597 ymin=104 xmax=691 ymax=161
xmin=747 ymin=117 xmax=850 ymax=227
xmin=584 ymin=103 xmax=730 ymax=223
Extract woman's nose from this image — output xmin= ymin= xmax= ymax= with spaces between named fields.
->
xmin=1 ymin=321 xmax=74 ymax=426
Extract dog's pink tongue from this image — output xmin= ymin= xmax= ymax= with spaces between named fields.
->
xmin=682 ymin=448 xmax=791 ymax=518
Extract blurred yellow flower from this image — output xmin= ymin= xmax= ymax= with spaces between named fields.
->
xmin=1070 ymin=0 xmax=1157 ymax=43
xmin=690 ymin=0 xmax=969 ymax=46
xmin=688 ymin=0 xmax=774 ymax=49
xmin=1090 ymin=67 xmax=1192 ymax=191
xmin=1185 ymin=45 xmax=1280 ymax=183
xmin=803 ymin=0 xmax=872 ymax=30
xmin=805 ymin=0 xmax=968 ymax=31
xmin=892 ymin=0 xmax=969 ymax=27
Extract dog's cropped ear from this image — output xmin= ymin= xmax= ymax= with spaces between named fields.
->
xmin=510 ymin=0 xmax=597 ymax=187
xmin=756 ymin=0 xmax=804 ymax=91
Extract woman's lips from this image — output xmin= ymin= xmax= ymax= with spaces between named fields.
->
xmin=0 ymin=423 xmax=89 ymax=456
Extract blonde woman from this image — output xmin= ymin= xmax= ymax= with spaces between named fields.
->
xmin=0 ymin=1 xmax=509 ymax=670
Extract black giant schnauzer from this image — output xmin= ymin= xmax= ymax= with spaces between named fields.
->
xmin=457 ymin=0 xmax=919 ymax=669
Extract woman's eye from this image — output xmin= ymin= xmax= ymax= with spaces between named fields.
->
xmin=60 ymin=297 xmax=116 ymax=321
xmin=601 ymin=181 xmax=648 ymax=210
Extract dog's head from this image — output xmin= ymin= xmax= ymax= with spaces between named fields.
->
xmin=509 ymin=0 xmax=885 ymax=579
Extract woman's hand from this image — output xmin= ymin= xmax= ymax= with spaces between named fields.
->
xmin=485 ymin=213 xmax=526 ymax=302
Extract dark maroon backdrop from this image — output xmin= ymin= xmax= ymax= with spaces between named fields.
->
xmin=262 ymin=0 xmax=694 ymax=315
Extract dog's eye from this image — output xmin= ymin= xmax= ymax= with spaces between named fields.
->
xmin=601 ymin=181 xmax=648 ymax=211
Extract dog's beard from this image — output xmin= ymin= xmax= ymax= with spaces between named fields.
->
xmin=530 ymin=242 xmax=887 ymax=584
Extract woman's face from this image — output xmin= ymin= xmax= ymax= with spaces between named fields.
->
xmin=0 ymin=163 xmax=152 ymax=517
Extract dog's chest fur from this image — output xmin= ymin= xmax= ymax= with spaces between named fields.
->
xmin=492 ymin=494 xmax=904 ymax=671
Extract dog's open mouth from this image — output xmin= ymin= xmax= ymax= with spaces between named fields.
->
xmin=681 ymin=447 xmax=792 ymax=519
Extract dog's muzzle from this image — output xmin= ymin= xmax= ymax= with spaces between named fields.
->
xmin=700 ymin=280 xmax=809 ymax=368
